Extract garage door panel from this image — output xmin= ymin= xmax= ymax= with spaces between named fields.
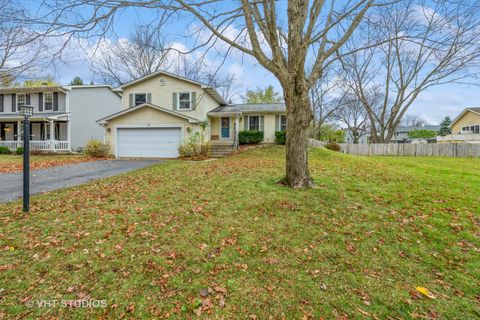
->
xmin=117 ymin=128 xmax=181 ymax=158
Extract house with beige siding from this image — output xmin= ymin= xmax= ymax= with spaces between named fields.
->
xmin=437 ymin=107 xmax=480 ymax=143
xmin=97 ymin=70 xmax=286 ymax=158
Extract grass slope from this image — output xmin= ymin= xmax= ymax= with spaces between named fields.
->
xmin=0 ymin=147 xmax=479 ymax=319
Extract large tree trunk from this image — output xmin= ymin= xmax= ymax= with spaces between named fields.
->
xmin=282 ymin=82 xmax=314 ymax=188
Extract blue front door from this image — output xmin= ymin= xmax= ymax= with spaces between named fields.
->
xmin=221 ymin=117 xmax=230 ymax=138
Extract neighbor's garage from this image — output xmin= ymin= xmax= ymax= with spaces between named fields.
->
xmin=117 ymin=127 xmax=181 ymax=158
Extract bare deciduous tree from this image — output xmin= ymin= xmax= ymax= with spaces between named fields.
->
xmin=91 ymin=20 xmax=238 ymax=100
xmin=309 ymin=66 xmax=348 ymax=139
xmin=401 ymin=114 xmax=427 ymax=127
xmin=338 ymin=0 xmax=480 ymax=143
xmin=25 ymin=0 xmax=390 ymax=187
xmin=0 ymin=0 xmax=46 ymax=85
xmin=91 ymin=23 xmax=172 ymax=85
xmin=332 ymin=95 xmax=369 ymax=144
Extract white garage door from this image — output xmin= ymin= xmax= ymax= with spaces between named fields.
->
xmin=117 ymin=127 xmax=182 ymax=158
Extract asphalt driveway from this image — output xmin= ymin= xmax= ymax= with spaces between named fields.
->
xmin=0 ymin=159 xmax=161 ymax=203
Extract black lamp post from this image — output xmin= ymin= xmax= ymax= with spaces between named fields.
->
xmin=19 ymin=105 xmax=34 ymax=212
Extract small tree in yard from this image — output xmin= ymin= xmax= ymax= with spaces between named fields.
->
xmin=179 ymin=120 xmax=210 ymax=160
xmin=438 ymin=117 xmax=453 ymax=136
xmin=318 ymin=124 xmax=345 ymax=143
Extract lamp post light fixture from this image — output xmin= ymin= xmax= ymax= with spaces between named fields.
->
xmin=19 ymin=105 xmax=34 ymax=212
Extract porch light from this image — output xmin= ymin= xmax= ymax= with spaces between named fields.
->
xmin=19 ymin=105 xmax=34 ymax=118
xmin=19 ymin=105 xmax=33 ymax=213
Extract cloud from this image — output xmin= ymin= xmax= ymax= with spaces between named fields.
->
xmin=408 ymin=84 xmax=480 ymax=124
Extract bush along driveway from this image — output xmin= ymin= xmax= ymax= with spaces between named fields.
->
xmin=0 ymin=147 xmax=479 ymax=319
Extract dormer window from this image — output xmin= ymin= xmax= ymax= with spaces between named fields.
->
xmin=44 ymin=92 xmax=53 ymax=110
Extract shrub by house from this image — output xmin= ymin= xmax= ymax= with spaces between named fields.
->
xmin=239 ymin=131 xmax=264 ymax=144
xmin=275 ymin=131 xmax=286 ymax=145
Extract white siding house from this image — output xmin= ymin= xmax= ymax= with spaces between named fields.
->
xmin=0 ymin=85 xmax=121 ymax=152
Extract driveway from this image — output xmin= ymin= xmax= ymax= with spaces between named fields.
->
xmin=0 ymin=159 xmax=161 ymax=203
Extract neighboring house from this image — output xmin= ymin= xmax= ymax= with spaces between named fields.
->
xmin=391 ymin=125 xmax=439 ymax=143
xmin=344 ymin=125 xmax=440 ymax=144
xmin=97 ymin=70 xmax=286 ymax=158
xmin=344 ymin=129 xmax=369 ymax=144
xmin=67 ymin=85 xmax=122 ymax=151
xmin=0 ymin=85 xmax=121 ymax=152
xmin=437 ymin=107 xmax=480 ymax=143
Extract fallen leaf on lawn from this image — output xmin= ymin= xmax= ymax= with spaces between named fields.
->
xmin=356 ymin=307 xmax=371 ymax=316
xmin=202 ymin=297 xmax=212 ymax=308
xmin=0 ymin=265 xmax=14 ymax=271
xmin=199 ymin=288 xmax=209 ymax=297
xmin=416 ymin=286 xmax=436 ymax=299
xmin=213 ymin=286 xmax=227 ymax=294
xmin=219 ymin=297 xmax=226 ymax=308
xmin=263 ymin=257 xmax=279 ymax=265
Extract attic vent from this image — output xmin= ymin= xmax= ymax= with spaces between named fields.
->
xmin=159 ymin=78 xmax=166 ymax=86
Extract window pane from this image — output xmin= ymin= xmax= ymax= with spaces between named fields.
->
xmin=135 ymin=94 xmax=146 ymax=106
xmin=179 ymin=93 xmax=191 ymax=109
xmin=249 ymin=116 xmax=259 ymax=131
xmin=180 ymin=101 xmax=190 ymax=109
xmin=44 ymin=93 xmax=53 ymax=110
xmin=280 ymin=115 xmax=287 ymax=131
xmin=18 ymin=94 xmax=26 ymax=105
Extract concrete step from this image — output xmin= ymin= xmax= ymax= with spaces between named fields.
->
xmin=209 ymin=146 xmax=236 ymax=157
xmin=210 ymin=143 xmax=235 ymax=156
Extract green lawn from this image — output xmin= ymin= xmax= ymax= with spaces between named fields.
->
xmin=0 ymin=147 xmax=479 ymax=319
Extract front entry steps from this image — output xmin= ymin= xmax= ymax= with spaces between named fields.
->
xmin=210 ymin=144 xmax=236 ymax=158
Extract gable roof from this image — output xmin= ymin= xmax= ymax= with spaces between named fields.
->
xmin=116 ymin=70 xmax=227 ymax=106
xmin=96 ymin=102 xmax=200 ymax=124
xmin=395 ymin=125 xmax=440 ymax=133
xmin=208 ymin=103 xmax=286 ymax=115
xmin=66 ymin=84 xmax=122 ymax=98
xmin=451 ymin=107 xmax=480 ymax=127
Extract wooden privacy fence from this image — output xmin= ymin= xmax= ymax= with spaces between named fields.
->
xmin=309 ymin=139 xmax=480 ymax=158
